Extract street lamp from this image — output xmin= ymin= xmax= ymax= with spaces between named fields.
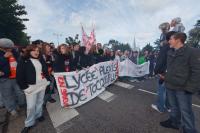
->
xmin=53 ymin=33 xmax=62 ymax=46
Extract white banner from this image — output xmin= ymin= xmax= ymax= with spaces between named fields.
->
xmin=54 ymin=59 xmax=149 ymax=108
xmin=54 ymin=61 xmax=118 ymax=108
xmin=119 ymin=59 xmax=149 ymax=77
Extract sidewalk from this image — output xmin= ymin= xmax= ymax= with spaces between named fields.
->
xmin=0 ymin=107 xmax=8 ymax=133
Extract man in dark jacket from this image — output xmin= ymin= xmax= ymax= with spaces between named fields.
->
xmin=160 ymin=33 xmax=200 ymax=133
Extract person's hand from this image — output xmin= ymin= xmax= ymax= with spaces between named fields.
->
xmin=0 ymin=71 xmax=4 ymax=76
xmin=4 ymin=51 xmax=13 ymax=58
xmin=51 ymin=71 xmax=54 ymax=75
xmin=158 ymin=74 xmax=165 ymax=80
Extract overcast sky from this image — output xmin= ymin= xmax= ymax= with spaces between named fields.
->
xmin=19 ymin=0 xmax=200 ymax=48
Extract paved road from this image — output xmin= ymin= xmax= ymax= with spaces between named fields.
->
xmin=6 ymin=78 xmax=200 ymax=133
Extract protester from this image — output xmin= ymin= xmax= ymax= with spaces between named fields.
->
xmin=88 ymin=44 xmax=98 ymax=65
xmin=110 ymin=50 xmax=115 ymax=60
xmin=96 ymin=48 xmax=105 ymax=63
xmin=78 ymin=46 xmax=93 ymax=69
xmin=71 ymin=44 xmax=80 ymax=71
xmin=53 ymin=44 xmax=72 ymax=72
xmin=160 ymin=32 xmax=200 ymax=133
xmin=18 ymin=45 xmax=27 ymax=57
xmin=0 ymin=38 xmax=25 ymax=116
xmin=41 ymin=43 xmax=55 ymax=75
xmin=129 ymin=51 xmax=138 ymax=64
xmin=104 ymin=48 xmax=112 ymax=61
xmin=120 ymin=50 xmax=129 ymax=61
xmin=148 ymin=51 xmax=156 ymax=78
xmin=41 ymin=43 xmax=56 ymax=104
xmin=138 ymin=53 xmax=146 ymax=65
xmin=96 ymin=43 xmax=102 ymax=51
xmin=16 ymin=44 xmax=50 ymax=133
xmin=0 ymin=91 xmax=4 ymax=108
xmin=151 ymin=22 xmax=175 ymax=113
xmin=170 ymin=17 xmax=185 ymax=32
xmin=114 ymin=50 xmax=121 ymax=62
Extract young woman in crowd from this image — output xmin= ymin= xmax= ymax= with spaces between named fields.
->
xmin=16 ymin=44 xmax=50 ymax=133
xmin=41 ymin=43 xmax=56 ymax=104
xmin=53 ymin=44 xmax=72 ymax=72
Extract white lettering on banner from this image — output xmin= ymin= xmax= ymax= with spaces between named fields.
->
xmin=54 ymin=61 xmax=118 ymax=108
xmin=119 ymin=59 xmax=149 ymax=77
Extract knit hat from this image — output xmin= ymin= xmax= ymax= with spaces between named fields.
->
xmin=159 ymin=22 xmax=170 ymax=30
xmin=0 ymin=38 xmax=14 ymax=48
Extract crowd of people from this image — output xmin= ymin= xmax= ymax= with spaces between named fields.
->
xmin=0 ymin=17 xmax=200 ymax=133
xmin=0 ymin=37 xmax=149 ymax=133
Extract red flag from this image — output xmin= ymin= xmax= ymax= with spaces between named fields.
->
xmin=89 ymin=28 xmax=96 ymax=45
xmin=81 ymin=25 xmax=96 ymax=52
xmin=81 ymin=26 xmax=88 ymax=46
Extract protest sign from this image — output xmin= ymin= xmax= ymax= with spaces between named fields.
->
xmin=54 ymin=61 xmax=118 ymax=108
xmin=119 ymin=59 xmax=149 ymax=77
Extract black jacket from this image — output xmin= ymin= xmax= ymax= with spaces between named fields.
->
xmin=78 ymin=54 xmax=93 ymax=69
xmin=97 ymin=55 xmax=106 ymax=63
xmin=154 ymin=44 xmax=171 ymax=75
xmin=71 ymin=51 xmax=80 ymax=71
xmin=88 ymin=53 xmax=98 ymax=65
xmin=165 ymin=46 xmax=200 ymax=93
xmin=53 ymin=53 xmax=72 ymax=72
xmin=16 ymin=57 xmax=50 ymax=90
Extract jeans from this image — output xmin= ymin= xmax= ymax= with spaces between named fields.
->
xmin=44 ymin=76 xmax=56 ymax=104
xmin=167 ymin=89 xmax=197 ymax=133
xmin=0 ymin=78 xmax=25 ymax=112
xmin=155 ymin=81 xmax=167 ymax=112
xmin=0 ymin=91 xmax=3 ymax=107
xmin=25 ymin=90 xmax=45 ymax=127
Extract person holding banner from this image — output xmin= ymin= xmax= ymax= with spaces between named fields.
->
xmin=41 ymin=43 xmax=56 ymax=105
xmin=71 ymin=44 xmax=80 ymax=71
xmin=78 ymin=46 xmax=93 ymax=69
xmin=53 ymin=44 xmax=72 ymax=72
xmin=16 ymin=44 xmax=50 ymax=133
xmin=114 ymin=50 xmax=121 ymax=62
xmin=88 ymin=45 xmax=99 ymax=65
